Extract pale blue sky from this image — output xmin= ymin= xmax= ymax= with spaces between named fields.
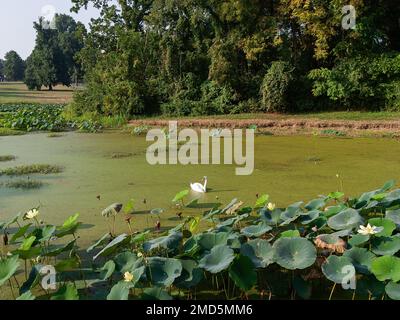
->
xmin=0 ymin=0 xmax=100 ymax=59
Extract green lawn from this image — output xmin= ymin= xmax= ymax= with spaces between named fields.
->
xmin=0 ymin=82 xmax=74 ymax=104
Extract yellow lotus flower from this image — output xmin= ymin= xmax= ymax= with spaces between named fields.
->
xmin=357 ymin=223 xmax=379 ymax=236
xmin=26 ymin=209 xmax=39 ymax=220
xmin=124 ymin=271 xmax=134 ymax=282
xmin=267 ymin=203 xmax=276 ymax=211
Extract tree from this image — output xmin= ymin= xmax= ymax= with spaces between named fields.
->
xmin=24 ymin=14 xmax=86 ymax=91
xmin=0 ymin=59 xmax=4 ymax=81
xmin=3 ymin=51 xmax=25 ymax=81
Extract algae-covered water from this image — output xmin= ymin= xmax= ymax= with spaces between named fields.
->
xmin=1 ymin=131 xmax=400 ymax=246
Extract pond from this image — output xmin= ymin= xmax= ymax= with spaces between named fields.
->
xmin=1 ymin=131 xmax=400 ymax=246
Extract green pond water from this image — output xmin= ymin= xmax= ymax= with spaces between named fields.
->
xmin=1 ymin=131 xmax=400 ymax=247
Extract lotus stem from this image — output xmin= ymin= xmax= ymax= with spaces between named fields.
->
xmin=329 ymin=283 xmax=336 ymax=300
xmin=8 ymin=279 xmax=16 ymax=300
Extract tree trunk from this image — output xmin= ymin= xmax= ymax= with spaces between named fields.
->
xmin=49 ymin=84 xmax=53 ymax=91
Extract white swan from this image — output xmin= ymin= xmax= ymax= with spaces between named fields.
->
xmin=190 ymin=176 xmax=208 ymax=193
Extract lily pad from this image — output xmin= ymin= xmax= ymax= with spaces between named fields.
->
xmin=114 ymin=251 xmax=143 ymax=273
xmin=0 ymin=255 xmax=20 ymax=286
xmin=98 ymin=260 xmax=115 ymax=280
xmin=371 ymin=255 xmax=400 ymax=282
xmin=107 ymin=281 xmax=130 ymax=300
xmin=343 ymin=247 xmax=375 ymax=274
xmin=229 ymin=255 xmax=257 ymax=291
xmin=348 ymin=234 xmax=370 ymax=247
xmin=241 ymin=223 xmax=272 ymax=238
xmin=260 ymin=208 xmax=282 ymax=225
xmin=50 ymin=284 xmax=79 ymax=300
xmin=273 ymin=237 xmax=316 ymax=270
xmin=322 ymin=255 xmax=355 ymax=284
xmin=385 ymin=209 xmax=400 ymax=226
xmin=279 ymin=230 xmax=300 ymax=238
xmin=327 ymin=208 xmax=363 ymax=230
xmin=385 ymin=282 xmax=400 ymax=300
xmin=305 ymin=198 xmax=326 ymax=210
xmin=147 ymin=257 xmax=182 ymax=287
xmin=93 ymin=234 xmax=130 ymax=260
xmin=197 ymin=232 xmax=229 ymax=251
xmin=240 ymin=239 xmax=274 ymax=268
xmin=142 ymin=287 xmax=172 ymax=300
xmin=143 ymin=232 xmax=182 ymax=252
xmin=174 ymin=259 xmax=203 ymax=288
xmin=368 ymin=218 xmax=396 ymax=237
xmin=300 ymin=210 xmax=320 ymax=225
xmin=371 ymin=236 xmax=400 ymax=256
xmin=199 ymin=245 xmax=235 ymax=273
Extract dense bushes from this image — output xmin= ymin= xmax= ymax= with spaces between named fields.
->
xmin=69 ymin=0 xmax=400 ymax=116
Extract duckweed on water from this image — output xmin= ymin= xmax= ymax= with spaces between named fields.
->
xmin=0 ymin=155 xmax=16 ymax=162
xmin=0 ymin=128 xmax=25 ymax=136
xmin=0 ymin=164 xmax=63 ymax=176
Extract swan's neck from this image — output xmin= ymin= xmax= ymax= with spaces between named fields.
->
xmin=203 ymin=178 xmax=207 ymax=190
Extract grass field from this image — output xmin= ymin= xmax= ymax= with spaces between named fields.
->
xmin=0 ymin=82 xmax=74 ymax=104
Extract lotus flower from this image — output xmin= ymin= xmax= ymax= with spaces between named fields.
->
xmin=124 ymin=271 xmax=134 ymax=282
xmin=267 ymin=203 xmax=276 ymax=211
xmin=25 ymin=209 xmax=39 ymax=220
xmin=357 ymin=223 xmax=380 ymax=235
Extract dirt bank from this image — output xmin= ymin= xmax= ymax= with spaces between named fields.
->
xmin=128 ymin=118 xmax=400 ymax=137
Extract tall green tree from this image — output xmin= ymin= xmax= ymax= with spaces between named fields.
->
xmin=0 ymin=59 xmax=4 ymax=81
xmin=3 ymin=51 xmax=25 ymax=81
xmin=25 ymin=14 xmax=86 ymax=91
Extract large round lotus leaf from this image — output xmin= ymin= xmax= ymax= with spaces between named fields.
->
xmin=50 ymin=283 xmax=79 ymax=300
xmin=272 ymin=237 xmax=316 ymax=270
xmin=321 ymin=255 xmax=354 ymax=284
xmin=386 ymin=209 xmax=400 ymax=226
xmin=371 ymin=256 xmax=400 ymax=282
xmin=142 ymin=287 xmax=172 ymax=300
xmin=343 ymin=247 xmax=375 ymax=274
xmin=348 ymin=234 xmax=370 ymax=247
xmin=99 ymin=260 xmax=116 ymax=280
xmin=199 ymin=245 xmax=235 ymax=274
xmin=114 ymin=251 xmax=143 ymax=273
xmin=260 ymin=208 xmax=282 ymax=225
xmin=229 ymin=255 xmax=257 ymax=291
xmin=107 ymin=281 xmax=131 ymax=300
xmin=147 ymin=257 xmax=182 ymax=287
xmin=280 ymin=230 xmax=300 ymax=238
xmin=327 ymin=208 xmax=363 ymax=230
xmin=197 ymin=232 xmax=229 ymax=251
xmin=143 ymin=232 xmax=182 ymax=252
xmin=385 ymin=282 xmax=400 ymax=300
xmin=0 ymin=255 xmax=20 ymax=286
xmin=368 ymin=218 xmax=396 ymax=237
xmin=240 ymin=239 xmax=274 ymax=268
xmin=241 ymin=223 xmax=272 ymax=238
xmin=280 ymin=202 xmax=303 ymax=225
xmin=305 ymin=198 xmax=326 ymax=211
xmin=300 ymin=210 xmax=320 ymax=225
xmin=355 ymin=276 xmax=385 ymax=299
xmin=371 ymin=236 xmax=400 ymax=256
xmin=93 ymin=233 xmax=130 ymax=260
xmin=174 ymin=259 xmax=203 ymax=289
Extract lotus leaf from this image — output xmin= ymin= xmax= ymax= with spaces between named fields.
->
xmin=199 ymin=245 xmax=235 ymax=273
xmin=0 ymin=255 xmax=20 ymax=286
xmin=368 ymin=218 xmax=396 ymax=237
xmin=273 ymin=237 xmax=316 ymax=270
xmin=229 ymin=255 xmax=257 ymax=291
xmin=371 ymin=256 xmax=400 ymax=282
xmin=241 ymin=222 xmax=272 ymax=238
xmin=240 ymin=239 xmax=274 ymax=268
xmin=343 ymin=247 xmax=375 ymax=274
xmin=143 ymin=232 xmax=182 ymax=252
xmin=147 ymin=257 xmax=182 ymax=287
xmin=385 ymin=282 xmax=400 ymax=300
xmin=321 ymin=255 xmax=355 ymax=284
xmin=327 ymin=208 xmax=362 ymax=230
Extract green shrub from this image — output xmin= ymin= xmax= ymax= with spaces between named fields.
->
xmin=260 ymin=61 xmax=294 ymax=112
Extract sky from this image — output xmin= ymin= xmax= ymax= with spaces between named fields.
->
xmin=0 ymin=0 xmax=100 ymax=60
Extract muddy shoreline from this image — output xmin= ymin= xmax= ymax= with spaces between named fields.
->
xmin=128 ymin=118 xmax=400 ymax=137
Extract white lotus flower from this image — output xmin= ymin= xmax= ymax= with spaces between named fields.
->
xmin=357 ymin=223 xmax=379 ymax=235
xmin=26 ymin=209 xmax=39 ymax=220
xmin=137 ymin=252 xmax=143 ymax=258
xmin=124 ymin=271 xmax=134 ymax=282
xmin=267 ymin=203 xmax=276 ymax=211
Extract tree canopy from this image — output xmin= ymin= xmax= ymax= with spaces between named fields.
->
xmin=24 ymin=14 xmax=86 ymax=91
xmin=3 ymin=51 xmax=25 ymax=81
xmin=69 ymin=0 xmax=400 ymax=116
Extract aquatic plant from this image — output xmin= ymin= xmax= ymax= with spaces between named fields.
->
xmin=2 ymin=181 xmax=400 ymax=300
xmin=0 ymin=155 xmax=16 ymax=162
xmin=0 ymin=164 xmax=63 ymax=176
xmin=2 ymin=180 xmax=44 ymax=190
